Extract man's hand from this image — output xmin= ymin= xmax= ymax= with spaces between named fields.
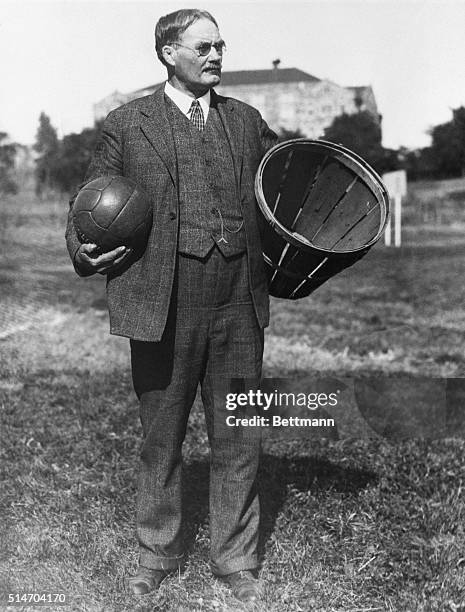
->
xmin=75 ymin=243 xmax=132 ymax=275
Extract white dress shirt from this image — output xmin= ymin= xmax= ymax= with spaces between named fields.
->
xmin=164 ymin=81 xmax=210 ymax=122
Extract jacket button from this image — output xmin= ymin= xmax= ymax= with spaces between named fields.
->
xmin=169 ymin=212 xmax=177 ymax=220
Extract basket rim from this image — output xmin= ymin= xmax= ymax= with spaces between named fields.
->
xmin=254 ymin=138 xmax=390 ymax=255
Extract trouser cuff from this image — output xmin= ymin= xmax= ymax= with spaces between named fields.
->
xmin=139 ymin=551 xmax=184 ymax=571
xmin=210 ymin=556 xmax=258 ymax=577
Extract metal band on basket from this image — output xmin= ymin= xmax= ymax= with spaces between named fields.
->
xmin=254 ymin=139 xmax=390 ymax=299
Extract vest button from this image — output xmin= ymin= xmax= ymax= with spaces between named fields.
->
xmin=169 ymin=211 xmax=177 ymax=220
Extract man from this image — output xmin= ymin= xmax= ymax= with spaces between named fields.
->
xmin=65 ymin=8 xmax=277 ymax=604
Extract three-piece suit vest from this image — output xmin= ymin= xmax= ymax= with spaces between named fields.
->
xmin=165 ymin=96 xmax=246 ymax=257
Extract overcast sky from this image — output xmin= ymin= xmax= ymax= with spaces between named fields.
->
xmin=1 ymin=0 xmax=464 ymax=149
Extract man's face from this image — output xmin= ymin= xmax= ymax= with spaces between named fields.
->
xmin=166 ymin=18 xmax=223 ymax=96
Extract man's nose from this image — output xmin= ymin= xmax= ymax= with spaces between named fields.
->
xmin=208 ymin=45 xmax=222 ymax=61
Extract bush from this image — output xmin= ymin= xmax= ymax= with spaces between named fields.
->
xmin=0 ymin=132 xmax=18 ymax=196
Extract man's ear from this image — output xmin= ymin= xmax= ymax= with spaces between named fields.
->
xmin=161 ymin=45 xmax=176 ymax=67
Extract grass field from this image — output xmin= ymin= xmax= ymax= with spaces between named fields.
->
xmin=1 ymin=184 xmax=464 ymax=611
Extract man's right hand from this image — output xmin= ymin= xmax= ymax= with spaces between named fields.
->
xmin=75 ymin=243 xmax=132 ymax=275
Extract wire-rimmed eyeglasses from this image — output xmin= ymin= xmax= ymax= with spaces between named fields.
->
xmin=169 ymin=40 xmax=227 ymax=57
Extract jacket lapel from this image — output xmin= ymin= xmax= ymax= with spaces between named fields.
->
xmin=139 ymin=87 xmax=245 ymax=191
xmin=139 ymin=86 xmax=177 ymax=186
xmin=213 ymin=90 xmax=244 ymax=194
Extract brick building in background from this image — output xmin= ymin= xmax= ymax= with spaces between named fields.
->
xmin=93 ymin=62 xmax=379 ymax=138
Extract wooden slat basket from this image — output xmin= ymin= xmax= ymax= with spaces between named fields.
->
xmin=254 ymin=139 xmax=390 ymax=299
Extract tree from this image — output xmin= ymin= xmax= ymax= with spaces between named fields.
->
xmin=277 ymin=127 xmax=305 ymax=143
xmin=33 ymin=112 xmax=59 ymax=195
xmin=50 ymin=121 xmax=103 ymax=193
xmin=0 ymin=132 xmax=18 ymax=195
xmin=429 ymin=106 xmax=465 ymax=178
xmin=32 ymin=113 xmax=103 ymax=194
xmin=323 ymin=111 xmax=385 ymax=172
xmin=398 ymin=146 xmax=436 ymax=181
xmin=452 ymin=107 xmax=465 ymax=175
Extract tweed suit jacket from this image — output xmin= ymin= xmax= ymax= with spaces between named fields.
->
xmin=65 ymin=85 xmax=277 ymax=341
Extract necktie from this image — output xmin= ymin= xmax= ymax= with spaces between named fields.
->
xmin=189 ymin=99 xmax=205 ymax=131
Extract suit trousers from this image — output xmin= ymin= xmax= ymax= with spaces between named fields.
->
xmin=130 ymin=245 xmax=264 ymax=575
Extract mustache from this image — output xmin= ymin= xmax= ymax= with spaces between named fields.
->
xmin=204 ymin=62 xmax=222 ymax=70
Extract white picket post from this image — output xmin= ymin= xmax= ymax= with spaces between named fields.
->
xmin=382 ymin=171 xmax=407 ymax=248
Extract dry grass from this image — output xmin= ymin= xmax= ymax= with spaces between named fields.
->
xmin=402 ymin=177 xmax=465 ymax=227
xmin=1 ymin=187 xmax=465 ymax=611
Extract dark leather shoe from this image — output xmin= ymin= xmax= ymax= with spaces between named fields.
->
xmin=127 ymin=566 xmax=168 ymax=596
xmin=222 ymin=570 xmax=263 ymax=604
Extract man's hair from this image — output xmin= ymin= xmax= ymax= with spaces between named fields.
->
xmin=155 ymin=9 xmax=218 ymax=66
